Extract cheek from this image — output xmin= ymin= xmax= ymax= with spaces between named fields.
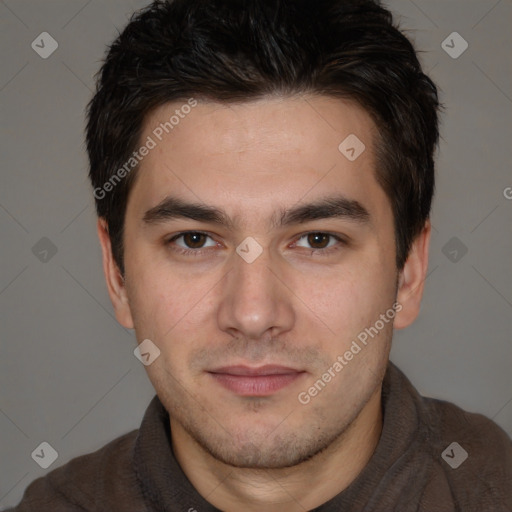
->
xmin=298 ymin=261 xmax=393 ymax=336
xmin=125 ymin=255 xmax=220 ymax=358
xmin=125 ymin=259 xmax=182 ymax=335
xmin=127 ymin=230 xmax=228 ymax=312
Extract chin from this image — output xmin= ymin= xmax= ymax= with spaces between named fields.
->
xmin=190 ymin=422 xmax=348 ymax=470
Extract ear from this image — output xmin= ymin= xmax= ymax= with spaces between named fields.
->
xmin=394 ymin=220 xmax=431 ymax=330
xmin=97 ymin=218 xmax=134 ymax=329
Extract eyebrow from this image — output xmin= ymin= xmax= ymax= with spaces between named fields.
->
xmin=142 ymin=195 xmax=370 ymax=229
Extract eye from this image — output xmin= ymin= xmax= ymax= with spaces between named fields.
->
xmin=293 ymin=232 xmax=345 ymax=254
xmin=166 ymin=231 xmax=346 ymax=257
xmin=167 ymin=231 xmax=217 ymax=254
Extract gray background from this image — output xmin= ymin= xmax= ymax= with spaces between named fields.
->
xmin=0 ymin=0 xmax=511 ymax=508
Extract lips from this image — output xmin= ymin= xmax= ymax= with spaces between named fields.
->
xmin=208 ymin=365 xmax=305 ymax=396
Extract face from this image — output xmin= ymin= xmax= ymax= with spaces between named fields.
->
xmin=100 ymin=95 xmax=427 ymax=469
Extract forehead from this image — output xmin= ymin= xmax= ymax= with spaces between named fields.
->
xmin=143 ymin=95 xmax=375 ymax=158
xmin=127 ymin=95 xmax=388 ymax=226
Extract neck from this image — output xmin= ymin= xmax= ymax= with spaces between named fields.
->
xmin=171 ymin=387 xmax=383 ymax=512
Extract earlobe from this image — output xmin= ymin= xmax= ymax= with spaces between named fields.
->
xmin=394 ymin=221 xmax=431 ymax=330
xmin=96 ymin=218 xmax=134 ymax=329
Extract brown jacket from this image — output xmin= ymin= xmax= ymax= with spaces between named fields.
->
xmin=10 ymin=363 xmax=512 ymax=511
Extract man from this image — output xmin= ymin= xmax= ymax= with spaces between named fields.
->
xmin=11 ymin=0 xmax=512 ymax=510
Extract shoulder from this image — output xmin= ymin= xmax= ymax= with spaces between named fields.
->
xmin=11 ymin=429 xmax=144 ymax=512
xmin=420 ymin=395 xmax=512 ymax=509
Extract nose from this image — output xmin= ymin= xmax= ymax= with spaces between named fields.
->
xmin=216 ymin=244 xmax=295 ymax=342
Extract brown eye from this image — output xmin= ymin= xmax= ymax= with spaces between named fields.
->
xmin=182 ymin=232 xmax=208 ymax=249
xmin=307 ymin=233 xmax=331 ymax=249
xmin=293 ymin=232 xmax=345 ymax=255
xmin=168 ymin=232 xmax=217 ymax=253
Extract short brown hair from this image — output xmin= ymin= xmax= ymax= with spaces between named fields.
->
xmin=86 ymin=0 xmax=440 ymax=273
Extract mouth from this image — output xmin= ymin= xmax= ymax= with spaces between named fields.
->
xmin=207 ymin=365 xmax=306 ymax=396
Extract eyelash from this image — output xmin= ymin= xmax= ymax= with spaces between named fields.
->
xmin=166 ymin=231 xmax=347 ymax=257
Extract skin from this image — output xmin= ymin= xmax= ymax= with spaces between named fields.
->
xmin=98 ymin=95 xmax=430 ymax=511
